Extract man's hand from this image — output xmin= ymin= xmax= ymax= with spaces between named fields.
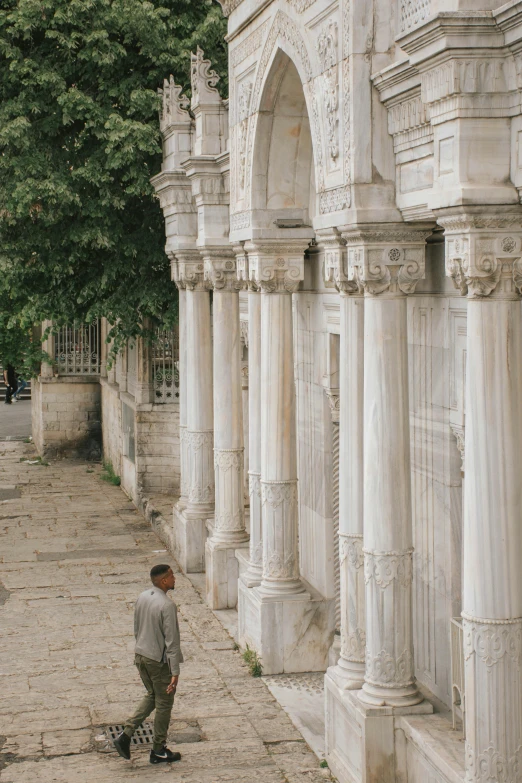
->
xmin=166 ymin=675 xmax=178 ymax=695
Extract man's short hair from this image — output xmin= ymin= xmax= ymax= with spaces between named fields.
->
xmin=150 ymin=564 xmax=171 ymax=582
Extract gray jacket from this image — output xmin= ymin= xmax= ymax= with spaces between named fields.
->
xmin=133 ymin=586 xmax=184 ymax=675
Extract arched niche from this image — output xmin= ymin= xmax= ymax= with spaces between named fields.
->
xmin=250 ymin=51 xmax=316 ymax=227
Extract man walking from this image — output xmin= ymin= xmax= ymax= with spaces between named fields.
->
xmin=114 ymin=564 xmax=183 ymax=764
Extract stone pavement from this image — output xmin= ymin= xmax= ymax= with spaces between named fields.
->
xmin=0 ymin=440 xmax=333 ymax=783
xmin=0 ymin=400 xmax=31 ymax=440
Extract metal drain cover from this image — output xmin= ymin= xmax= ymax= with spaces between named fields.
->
xmin=107 ymin=723 xmax=154 ymax=746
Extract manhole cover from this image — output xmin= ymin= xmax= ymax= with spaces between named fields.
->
xmin=107 ymin=723 xmax=154 ymax=746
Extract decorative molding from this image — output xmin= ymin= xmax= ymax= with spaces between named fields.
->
xmin=204 ymin=253 xmax=245 ymax=291
xmin=319 ymin=185 xmax=351 ymax=214
xmin=439 ymin=215 xmax=522 ymax=299
xmin=388 ymin=94 xmax=429 ymax=137
xmin=322 ymin=231 xmax=361 ymax=294
xmin=451 ymin=424 xmax=465 ymax=473
xmin=343 ymin=58 xmax=351 ymax=187
xmin=265 ymin=548 xmax=296 ymax=579
xmin=324 ymin=387 xmax=340 ymax=423
xmin=261 ymin=480 xmax=298 ymax=509
xmin=364 ymin=549 xmax=413 ymax=590
xmin=214 ymin=448 xmax=244 ymax=471
xmin=174 ymin=253 xmax=210 ymax=291
xmin=465 ymin=742 xmax=522 ymax=783
xmin=230 ymin=21 xmax=269 ymax=68
xmin=317 ymin=22 xmax=339 ymax=164
xmin=421 ymin=58 xmax=510 ymax=107
xmin=341 ymin=534 xmax=364 ymax=570
xmin=347 ymin=238 xmax=429 ymax=296
xmin=186 ymin=429 xmax=214 ymax=451
xmin=230 ymin=211 xmax=251 ymax=231
xmin=158 ymin=76 xmax=190 ymax=134
xmin=237 ymin=81 xmax=253 ymax=193
xmin=462 ymin=616 xmax=522 ymax=669
xmin=245 ymin=243 xmax=307 ymax=294
xmin=249 ymin=471 xmax=261 ymax=499
xmin=240 ymin=318 xmax=249 ymax=348
xmin=287 ymin=0 xmax=317 ymax=11
xmin=190 ymin=46 xmax=220 ymax=108
xmin=365 ymin=648 xmax=414 ymax=688
xmin=399 ymin=0 xmax=431 ymax=35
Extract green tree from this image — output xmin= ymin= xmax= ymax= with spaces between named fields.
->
xmin=0 ymin=0 xmax=227 ymax=369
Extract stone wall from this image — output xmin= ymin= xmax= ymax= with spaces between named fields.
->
xmin=100 ymin=379 xmax=122 ymax=475
xmin=136 ymin=405 xmax=180 ymax=495
xmin=32 ymin=377 xmax=101 ymax=459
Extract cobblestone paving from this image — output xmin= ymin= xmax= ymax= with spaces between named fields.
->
xmin=0 ymin=441 xmax=332 ymax=783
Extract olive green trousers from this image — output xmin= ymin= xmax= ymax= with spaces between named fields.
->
xmin=123 ymin=654 xmax=175 ymax=752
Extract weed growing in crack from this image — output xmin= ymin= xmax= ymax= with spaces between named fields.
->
xmin=100 ymin=460 xmax=121 ymax=486
xmin=242 ymin=645 xmax=262 ymax=677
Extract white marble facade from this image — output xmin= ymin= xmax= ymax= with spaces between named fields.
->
xmin=153 ymin=2 xmax=522 ymax=781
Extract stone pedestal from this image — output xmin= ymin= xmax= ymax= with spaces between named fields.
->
xmin=440 ymin=210 xmax=522 ymax=783
xmin=204 ymin=252 xmax=248 ymax=609
xmin=325 ymin=678 xmax=433 ymax=783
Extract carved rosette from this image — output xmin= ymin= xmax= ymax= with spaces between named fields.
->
xmin=361 ymin=548 xmax=419 ymax=705
xmin=245 ymin=243 xmax=308 ymax=294
xmin=259 ymin=480 xmax=303 ymax=594
xmin=462 ymin=615 xmax=522 ymax=783
xmin=339 ymin=534 xmax=366 ymax=674
xmin=212 ymin=448 xmax=247 ymax=543
xmin=185 ymin=429 xmax=214 ymax=507
xmin=342 ymin=227 xmax=432 ymax=297
xmin=438 ymin=214 xmax=522 ymax=301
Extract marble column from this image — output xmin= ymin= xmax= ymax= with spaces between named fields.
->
xmin=440 ymin=211 xmax=522 ymax=783
xmin=177 ymin=284 xmax=188 ymax=510
xmin=353 ymin=227 xmax=430 ymax=708
xmin=204 ymin=251 xmax=248 ymax=609
xmin=175 ymin=252 xmax=214 ymax=573
xmin=324 ymin=233 xmax=366 ymax=690
xmin=242 ymin=280 xmax=262 ymax=587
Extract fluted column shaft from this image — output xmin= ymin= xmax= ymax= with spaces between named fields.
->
xmin=338 ymin=291 xmax=365 ymax=687
xmin=323 ymin=232 xmax=365 ymax=689
xmin=441 ymin=211 xmax=522 ymax=783
xmin=184 ymin=272 xmax=214 ymax=520
xmin=244 ymin=286 xmax=262 ymax=585
xmin=205 ymin=254 xmax=247 ymax=546
xmin=246 ymin=242 xmax=309 ymax=598
xmin=353 ymin=227 xmax=430 ymax=708
xmin=177 ymin=286 xmax=188 ymax=508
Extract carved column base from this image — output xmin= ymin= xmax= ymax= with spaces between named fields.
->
xmin=463 ymin=615 xmax=522 ymax=783
xmin=241 ymin=471 xmax=263 ymax=587
xmin=332 ymin=532 xmax=365 ymax=689
xmin=211 ymin=448 xmax=249 ymax=546
xmin=258 ymin=479 xmax=305 ymax=598
xmin=184 ymin=428 xmax=214 ymax=520
xmin=359 ymin=549 xmax=422 ymax=708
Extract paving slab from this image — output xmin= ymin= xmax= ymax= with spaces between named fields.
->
xmin=0 ymin=441 xmax=333 ymax=782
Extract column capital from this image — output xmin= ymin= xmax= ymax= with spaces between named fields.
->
xmin=438 ymin=210 xmax=522 ymax=300
xmin=170 ymin=250 xmax=210 ymax=291
xmin=243 ymin=240 xmax=309 ymax=293
xmin=236 ymin=244 xmax=259 ymax=292
xmin=341 ymin=224 xmax=432 ymax=297
xmin=318 ymin=229 xmax=362 ymax=296
xmin=203 ymin=248 xmax=245 ymax=292
xmin=324 ymin=387 xmax=340 ymax=423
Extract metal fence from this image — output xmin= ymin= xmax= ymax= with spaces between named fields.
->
xmin=152 ymin=327 xmax=179 ymax=403
xmin=55 ymin=321 xmax=101 ymax=375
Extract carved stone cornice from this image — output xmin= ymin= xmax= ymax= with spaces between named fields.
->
xmin=438 ymin=210 xmax=522 ymax=300
xmin=341 ymin=225 xmax=432 ymax=297
xmin=203 ymin=250 xmax=245 ymax=292
xmin=150 ymin=171 xmax=194 ymax=213
xmin=172 ymin=251 xmax=210 ymax=291
xmin=243 ymin=241 xmax=309 ymax=294
xmin=320 ymin=230 xmax=362 ymax=296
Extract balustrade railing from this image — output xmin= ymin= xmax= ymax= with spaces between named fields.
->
xmin=54 ymin=321 xmax=101 ymax=375
xmin=152 ymin=327 xmax=179 ymax=403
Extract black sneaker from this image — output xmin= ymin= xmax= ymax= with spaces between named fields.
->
xmin=150 ymin=746 xmax=181 ymax=764
xmin=113 ymin=731 xmax=131 ymax=760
